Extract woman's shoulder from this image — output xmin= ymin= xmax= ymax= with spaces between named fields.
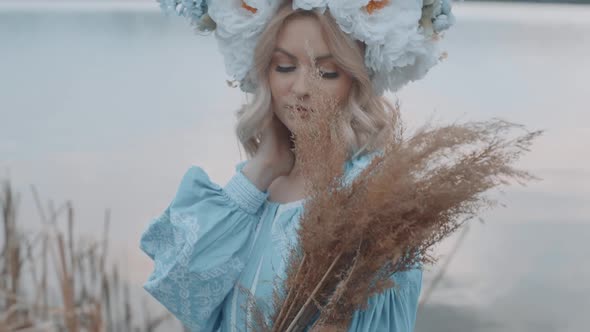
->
xmin=343 ymin=149 xmax=384 ymax=184
xmin=235 ymin=160 xmax=249 ymax=172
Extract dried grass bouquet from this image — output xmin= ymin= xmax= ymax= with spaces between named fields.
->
xmin=242 ymin=54 xmax=543 ymax=332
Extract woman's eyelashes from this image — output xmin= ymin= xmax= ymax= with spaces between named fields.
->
xmin=275 ymin=65 xmax=296 ymax=73
xmin=319 ymin=71 xmax=339 ymax=79
xmin=274 ymin=65 xmax=339 ymax=79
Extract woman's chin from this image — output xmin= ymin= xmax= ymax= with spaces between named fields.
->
xmin=286 ymin=118 xmax=309 ymax=135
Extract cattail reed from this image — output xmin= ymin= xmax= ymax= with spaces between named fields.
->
xmin=0 ymin=181 xmax=171 ymax=331
xmin=245 ymin=48 xmax=544 ymax=331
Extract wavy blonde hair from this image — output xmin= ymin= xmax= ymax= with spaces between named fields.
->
xmin=235 ymin=1 xmax=395 ymax=160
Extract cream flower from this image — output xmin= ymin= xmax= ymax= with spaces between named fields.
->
xmin=327 ymin=0 xmax=422 ymax=45
xmin=370 ymin=39 xmax=438 ymax=96
xmin=208 ymin=0 xmax=277 ymax=39
xmin=208 ymin=0 xmax=279 ymax=81
xmin=432 ymin=0 xmax=455 ymax=33
xmin=364 ymin=27 xmax=426 ymax=73
xmin=292 ymin=0 xmax=328 ymax=13
xmin=326 ymin=0 xmax=438 ymax=94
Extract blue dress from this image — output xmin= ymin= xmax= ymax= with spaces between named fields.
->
xmin=140 ymin=152 xmax=422 ymax=332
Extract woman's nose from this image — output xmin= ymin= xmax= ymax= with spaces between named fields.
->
xmin=291 ymin=66 xmax=310 ymax=100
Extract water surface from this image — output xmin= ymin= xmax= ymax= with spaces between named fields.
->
xmin=1 ymin=1 xmax=589 ymax=330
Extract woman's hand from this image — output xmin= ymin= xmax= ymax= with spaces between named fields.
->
xmin=242 ymin=114 xmax=295 ymax=191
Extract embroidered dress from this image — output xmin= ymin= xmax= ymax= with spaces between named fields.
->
xmin=140 ymin=152 xmax=422 ymax=332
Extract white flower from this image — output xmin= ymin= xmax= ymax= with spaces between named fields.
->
xmin=208 ymin=0 xmax=280 ymax=81
xmin=432 ymin=0 xmax=455 ymax=33
xmin=292 ymin=0 xmax=328 ymax=13
xmin=422 ymin=0 xmax=456 ymax=34
xmin=215 ymin=34 xmax=258 ymax=82
xmin=327 ymin=0 xmax=422 ymax=45
xmin=208 ymin=0 xmax=278 ymax=39
xmin=370 ymin=39 xmax=439 ymax=95
xmin=326 ymin=0 xmax=437 ymax=94
xmin=364 ymin=27 xmax=426 ymax=72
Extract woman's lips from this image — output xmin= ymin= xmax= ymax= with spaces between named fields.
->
xmin=289 ymin=105 xmax=311 ymax=112
xmin=286 ymin=105 xmax=312 ymax=119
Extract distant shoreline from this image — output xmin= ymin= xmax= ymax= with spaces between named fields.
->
xmin=467 ymin=0 xmax=589 ymax=4
xmin=0 ymin=1 xmax=156 ymax=12
xmin=0 ymin=0 xmax=588 ymax=5
xmin=0 ymin=0 xmax=587 ymax=12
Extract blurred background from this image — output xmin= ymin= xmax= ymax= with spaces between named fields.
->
xmin=1 ymin=0 xmax=588 ymax=331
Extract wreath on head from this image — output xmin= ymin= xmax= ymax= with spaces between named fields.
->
xmin=158 ymin=0 xmax=456 ymax=95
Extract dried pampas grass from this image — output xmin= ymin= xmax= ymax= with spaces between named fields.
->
xmin=245 ymin=50 xmax=543 ymax=332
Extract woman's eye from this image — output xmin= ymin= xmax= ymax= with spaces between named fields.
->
xmin=275 ymin=65 xmax=296 ymax=73
xmin=319 ymin=71 xmax=339 ymax=79
xmin=275 ymin=65 xmax=339 ymax=79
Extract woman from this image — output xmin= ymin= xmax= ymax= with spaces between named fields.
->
xmin=141 ymin=1 xmax=454 ymax=331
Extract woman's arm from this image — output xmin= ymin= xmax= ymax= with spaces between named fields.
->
xmin=140 ymin=162 xmax=270 ymax=331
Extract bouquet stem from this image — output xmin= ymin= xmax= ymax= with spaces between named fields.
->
xmin=275 ymin=254 xmax=306 ymax=331
xmin=283 ymin=252 xmax=343 ymax=332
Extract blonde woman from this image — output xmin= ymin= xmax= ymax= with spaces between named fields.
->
xmin=140 ymin=1 xmax=454 ymax=331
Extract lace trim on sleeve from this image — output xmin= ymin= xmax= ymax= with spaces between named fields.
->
xmin=223 ymin=166 xmax=268 ymax=214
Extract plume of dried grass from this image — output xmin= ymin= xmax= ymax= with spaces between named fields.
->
xmin=247 ymin=49 xmax=544 ymax=331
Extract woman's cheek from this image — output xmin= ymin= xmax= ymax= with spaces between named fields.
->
xmin=275 ymin=77 xmax=290 ymax=97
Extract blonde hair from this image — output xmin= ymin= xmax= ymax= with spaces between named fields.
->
xmin=235 ymin=1 xmax=395 ymax=160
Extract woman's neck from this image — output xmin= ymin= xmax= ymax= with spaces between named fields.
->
xmin=287 ymin=156 xmax=304 ymax=181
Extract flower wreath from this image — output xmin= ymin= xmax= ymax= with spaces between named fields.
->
xmin=158 ymin=0 xmax=455 ymax=95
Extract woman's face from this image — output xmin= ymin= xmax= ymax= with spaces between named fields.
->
xmin=269 ymin=15 xmax=353 ymax=133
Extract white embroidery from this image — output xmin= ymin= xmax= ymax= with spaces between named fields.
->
xmin=143 ymin=211 xmax=246 ymax=331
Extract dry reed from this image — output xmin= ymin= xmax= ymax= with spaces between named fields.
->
xmin=245 ymin=48 xmax=544 ymax=331
xmin=0 ymin=180 xmax=172 ymax=331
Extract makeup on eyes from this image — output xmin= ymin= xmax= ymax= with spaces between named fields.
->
xmin=275 ymin=65 xmax=295 ymax=73
xmin=274 ymin=65 xmax=339 ymax=79
xmin=272 ymin=48 xmax=339 ymax=78
xmin=319 ymin=70 xmax=339 ymax=79
xmin=316 ymin=62 xmax=339 ymax=78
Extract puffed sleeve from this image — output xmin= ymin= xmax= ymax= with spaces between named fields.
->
xmin=139 ymin=161 xmax=268 ymax=331
xmin=347 ymin=268 xmax=423 ymax=332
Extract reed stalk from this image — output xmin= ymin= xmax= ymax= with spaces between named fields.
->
xmin=0 ymin=180 xmax=173 ymax=331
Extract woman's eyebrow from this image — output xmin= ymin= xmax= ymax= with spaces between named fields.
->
xmin=273 ymin=48 xmax=296 ymax=60
xmin=273 ymin=47 xmax=333 ymax=62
